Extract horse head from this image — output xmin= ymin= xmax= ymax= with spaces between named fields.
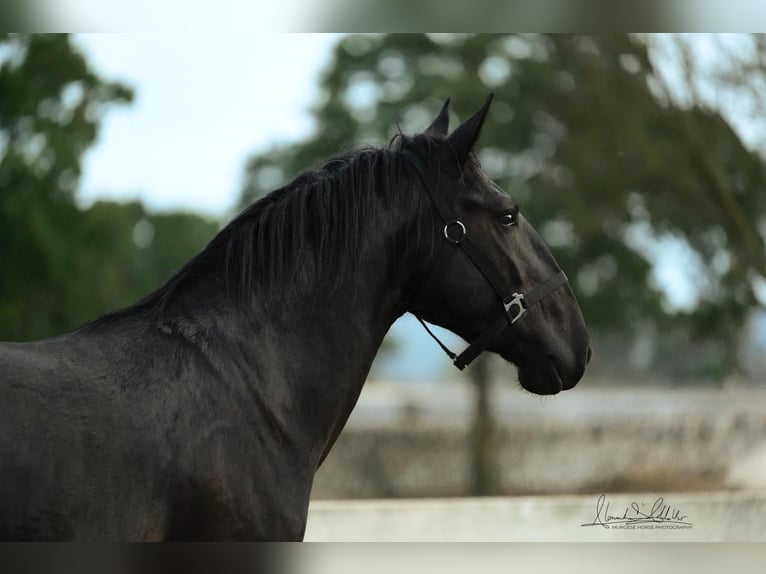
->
xmin=405 ymin=95 xmax=591 ymax=395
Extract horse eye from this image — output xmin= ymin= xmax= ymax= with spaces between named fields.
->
xmin=499 ymin=212 xmax=516 ymax=228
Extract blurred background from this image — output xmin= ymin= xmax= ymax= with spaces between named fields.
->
xmin=2 ymin=33 xmax=766 ymax=501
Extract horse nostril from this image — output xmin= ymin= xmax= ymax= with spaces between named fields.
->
xmin=586 ymin=345 xmax=593 ymax=365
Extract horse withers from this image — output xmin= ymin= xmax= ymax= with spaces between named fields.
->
xmin=0 ymin=95 xmax=590 ymax=540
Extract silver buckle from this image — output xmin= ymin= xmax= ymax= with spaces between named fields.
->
xmin=504 ymin=293 xmax=526 ymax=323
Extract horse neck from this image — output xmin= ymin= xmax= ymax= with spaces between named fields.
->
xmin=224 ymin=183 xmax=423 ymax=468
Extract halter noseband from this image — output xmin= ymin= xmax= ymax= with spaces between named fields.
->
xmin=404 ymin=152 xmax=568 ymax=371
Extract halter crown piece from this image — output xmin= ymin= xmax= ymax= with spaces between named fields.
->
xmin=404 ymin=152 xmax=568 ymax=370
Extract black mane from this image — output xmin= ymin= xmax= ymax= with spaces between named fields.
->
xmin=85 ymin=133 xmax=438 ymax=328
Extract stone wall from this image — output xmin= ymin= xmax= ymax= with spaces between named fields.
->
xmin=312 ymin=409 xmax=766 ymax=498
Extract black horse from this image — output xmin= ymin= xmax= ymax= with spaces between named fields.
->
xmin=0 ymin=96 xmax=590 ymax=540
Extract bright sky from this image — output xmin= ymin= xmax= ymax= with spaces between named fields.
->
xmin=74 ymin=34 xmax=343 ymax=218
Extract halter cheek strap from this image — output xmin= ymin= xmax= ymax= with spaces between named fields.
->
xmin=404 ymin=152 xmax=568 ymax=371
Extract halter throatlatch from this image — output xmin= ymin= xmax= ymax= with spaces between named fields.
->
xmin=404 ymin=152 xmax=569 ymax=371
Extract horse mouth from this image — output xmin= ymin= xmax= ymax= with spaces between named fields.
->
xmin=515 ymin=352 xmax=585 ymax=395
xmin=517 ymin=361 xmax=564 ymax=395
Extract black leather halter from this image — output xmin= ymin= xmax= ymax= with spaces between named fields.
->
xmin=405 ymin=152 xmax=569 ymax=371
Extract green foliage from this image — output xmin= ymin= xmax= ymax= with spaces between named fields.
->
xmin=0 ymin=34 xmax=218 ymax=341
xmin=240 ymin=34 xmax=766 ymax=356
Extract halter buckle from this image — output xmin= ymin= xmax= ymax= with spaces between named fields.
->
xmin=504 ymin=293 xmax=526 ymax=323
xmin=443 ymin=220 xmax=467 ymax=244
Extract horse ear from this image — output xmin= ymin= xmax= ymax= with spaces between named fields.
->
xmin=425 ymin=97 xmax=451 ymax=137
xmin=447 ymin=92 xmax=494 ymax=160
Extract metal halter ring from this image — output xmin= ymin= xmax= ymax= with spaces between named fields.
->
xmin=504 ymin=293 xmax=527 ymax=323
xmin=443 ymin=220 xmax=467 ymax=244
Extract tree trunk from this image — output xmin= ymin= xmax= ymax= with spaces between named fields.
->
xmin=469 ymin=355 xmax=499 ymax=495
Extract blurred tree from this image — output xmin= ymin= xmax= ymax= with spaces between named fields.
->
xmin=0 ymin=34 xmax=218 ymax=340
xmin=532 ymin=34 xmax=766 ymax=372
xmin=65 ymin=202 xmax=219 ymax=332
xmin=644 ymin=34 xmax=766 ymax=372
xmin=0 ymin=34 xmax=132 ymax=339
